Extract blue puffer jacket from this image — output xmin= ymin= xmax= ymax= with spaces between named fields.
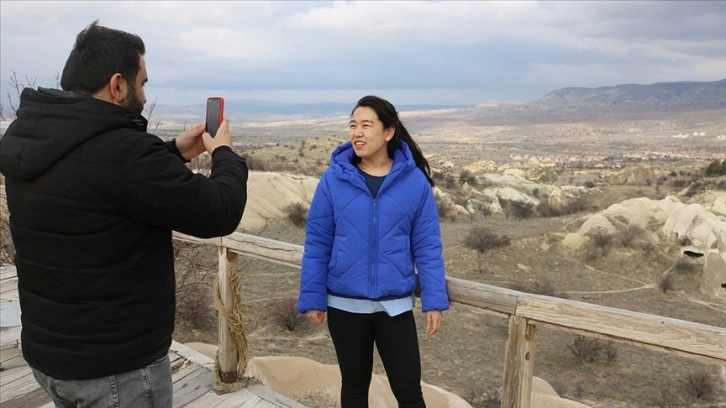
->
xmin=298 ymin=141 xmax=449 ymax=313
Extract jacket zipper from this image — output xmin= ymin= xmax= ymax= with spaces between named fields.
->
xmin=370 ymin=198 xmax=377 ymax=296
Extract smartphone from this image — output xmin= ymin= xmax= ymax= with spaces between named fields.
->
xmin=205 ymin=97 xmax=224 ymax=137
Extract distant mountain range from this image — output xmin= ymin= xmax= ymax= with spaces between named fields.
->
xmin=152 ymin=79 xmax=726 ymax=120
xmin=528 ymin=79 xmax=726 ymax=114
xmin=153 ymin=99 xmax=471 ymax=119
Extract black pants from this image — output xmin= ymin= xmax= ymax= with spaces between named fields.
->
xmin=327 ymin=307 xmax=426 ymax=408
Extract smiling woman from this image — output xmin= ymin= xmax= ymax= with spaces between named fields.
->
xmin=298 ymin=95 xmax=448 ymax=407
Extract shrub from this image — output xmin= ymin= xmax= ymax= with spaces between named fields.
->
xmin=464 ymin=226 xmax=511 ymax=253
xmin=649 ymin=380 xmax=696 ymax=408
xmin=176 ymin=283 xmax=215 ymax=330
xmin=173 ymin=241 xmax=217 ymax=330
xmin=529 ymin=279 xmax=560 ymax=297
xmin=459 ymin=169 xmax=478 ymax=186
xmin=500 ymin=198 xmax=535 ymax=220
xmin=680 ymin=371 xmax=715 ymax=400
xmin=0 ymin=210 xmax=15 ymax=266
xmin=567 ymin=335 xmax=614 ymax=364
xmin=588 ymin=228 xmax=613 ymax=248
xmin=658 ymin=274 xmax=674 ymax=293
xmin=581 ymin=227 xmax=613 ymax=260
xmin=620 ymin=224 xmax=644 ymax=248
xmin=443 ymin=173 xmax=458 ymax=189
xmin=463 ymin=387 xmax=501 ymax=408
xmin=464 ymin=226 xmax=510 ymax=273
xmin=284 ymin=202 xmax=308 ymax=227
xmin=275 ymin=297 xmax=303 ymax=331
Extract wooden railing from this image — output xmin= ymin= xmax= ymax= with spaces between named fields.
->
xmin=173 ymin=231 xmax=726 ymax=408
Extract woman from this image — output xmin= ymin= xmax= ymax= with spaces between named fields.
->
xmin=298 ymin=95 xmax=449 ymax=407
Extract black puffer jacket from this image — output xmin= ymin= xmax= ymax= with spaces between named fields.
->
xmin=0 ymin=87 xmax=248 ymax=379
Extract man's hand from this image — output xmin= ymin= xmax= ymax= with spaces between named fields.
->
xmin=202 ymin=118 xmax=234 ymax=155
xmin=175 ymin=122 xmax=206 ymax=161
xmin=175 ymin=119 xmax=235 ymax=161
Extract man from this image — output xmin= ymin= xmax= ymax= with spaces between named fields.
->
xmin=0 ymin=20 xmax=248 ymax=407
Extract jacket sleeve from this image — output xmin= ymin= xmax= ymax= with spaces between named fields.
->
xmin=411 ymin=183 xmax=450 ymax=312
xmin=118 ymin=133 xmax=248 ymax=238
xmin=164 ymin=139 xmax=190 ymax=163
xmin=298 ymin=172 xmax=335 ymax=313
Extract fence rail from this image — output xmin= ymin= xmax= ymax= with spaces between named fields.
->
xmin=173 ymin=231 xmax=726 ymax=408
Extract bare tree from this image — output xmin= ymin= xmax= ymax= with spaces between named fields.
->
xmin=144 ymin=96 xmax=164 ymax=133
xmin=6 ymin=71 xmax=37 ymax=117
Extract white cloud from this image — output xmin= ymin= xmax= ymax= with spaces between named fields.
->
xmin=1 ymin=0 xmax=725 ymax=108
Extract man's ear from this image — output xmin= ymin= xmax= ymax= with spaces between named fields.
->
xmin=108 ymin=73 xmax=127 ymax=104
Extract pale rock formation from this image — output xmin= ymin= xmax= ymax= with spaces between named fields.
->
xmin=711 ymin=194 xmax=726 ymax=217
xmin=494 ymin=186 xmax=539 ymax=206
xmin=182 ymin=345 xmax=593 ymax=408
xmin=563 ymin=195 xmax=726 ymax=301
xmin=547 ymin=186 xmax=588 ymax=213
xmin=245 ymin=356 xmax=472 ymax=408
xmin=240 ymin=171 xmax=319 ymax=231
xmin=600 ymin=165 xmax=660 ymax=186
xmin=464 ymin=160 xmax=498 ymax=173
xmin=530 ymin=377 xmax=592 ymax=408
xmin=434 ymin=187 xmax=458 ymax=219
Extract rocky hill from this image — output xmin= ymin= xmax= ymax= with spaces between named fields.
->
xmin=526 ymin=79 xmax=726 ymax=114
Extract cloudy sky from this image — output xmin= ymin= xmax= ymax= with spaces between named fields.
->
xmin=1 ymin=0 xmax=725 ymax=109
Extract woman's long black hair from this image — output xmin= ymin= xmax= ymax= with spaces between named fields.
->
xmin=352 ymin=95 xmax=434 ymax=187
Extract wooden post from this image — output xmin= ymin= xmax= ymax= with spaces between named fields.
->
xmin=217 ymin=246 xmax=239 ymax=383
xmin=501 ymin=315 xmax=536 ymax=408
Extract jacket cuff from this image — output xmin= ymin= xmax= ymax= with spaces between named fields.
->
xmin=165 ymin=139 xmax=190 ymax=163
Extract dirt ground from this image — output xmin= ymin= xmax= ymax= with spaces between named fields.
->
xmin=173 ymin=183 xmax=726 ymax=407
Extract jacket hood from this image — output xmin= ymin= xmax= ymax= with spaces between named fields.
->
xmin=329 ymin=141 xmax=416 ymax=181
xmin=0 ymin=87 xmax=148 ymax=181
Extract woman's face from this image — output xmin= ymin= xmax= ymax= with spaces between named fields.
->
xmin=349 ymin=106 xmax=394 ymax=161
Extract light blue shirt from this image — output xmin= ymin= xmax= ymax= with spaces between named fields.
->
xmin=328 ymin=293 xmax=415 ymax=317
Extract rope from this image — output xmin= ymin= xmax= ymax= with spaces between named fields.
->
xmin=211 ymin=256 xmax=251 ymax=393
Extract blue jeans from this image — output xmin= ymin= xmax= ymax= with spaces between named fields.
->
xmin=30 ymin=355 xmax=172 ymax=408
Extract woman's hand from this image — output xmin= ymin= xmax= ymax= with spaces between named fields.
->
xmin=426 ymin=310 xmax=442 ymax=336
xmin=305 ymin=310 xmax=326 ymax=325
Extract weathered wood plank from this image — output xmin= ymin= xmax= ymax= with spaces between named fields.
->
xmin=1 ymin=386 xmax=51 ymax=408
xmin=0 ymin=345 xmax=22 ymax=365
xmin=173 ymin=232 xmax=304 ymax=268
xmin=237 ymin=395 xmax=263 ymax=408
xmin=247 ymin=384 xmax=308 ymax=408
xmin=0 ymin=366 xmax=37 ymax=403
xmin=169 ymin=341 xmax=215 ymax=370
xmin=0 ymin=268 xmax=17 ymax=280
xmin=182 ymin=390 xmax=255 ymax=408
xmin=501 ymin=316 xmax=535 ymax=408
xmin=0 ymin=326 xmax=21 ymax=348
xmin=3 ymin=373 xmax=44 ymax=405
xmin=221 ymin=234 xmax=303 ymax=269
xmin=0 ymin=277 xmax=18 ymax=297
xmin=172 ymin=366 xmax=215 ymax=407
xmin=446 ymin=277 xmax=518 ymax=315
xmin=217 ymin=248 xmax=240 ymax=383
xmin=516 ymin=293 xmax=726 ymax=363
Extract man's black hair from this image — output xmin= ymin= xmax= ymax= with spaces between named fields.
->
xmin=60 ymin=20 xmax=145 ymax=94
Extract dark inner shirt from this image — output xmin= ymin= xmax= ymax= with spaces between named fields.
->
xmin=356 ymin=165 xmax=386 ymax=198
